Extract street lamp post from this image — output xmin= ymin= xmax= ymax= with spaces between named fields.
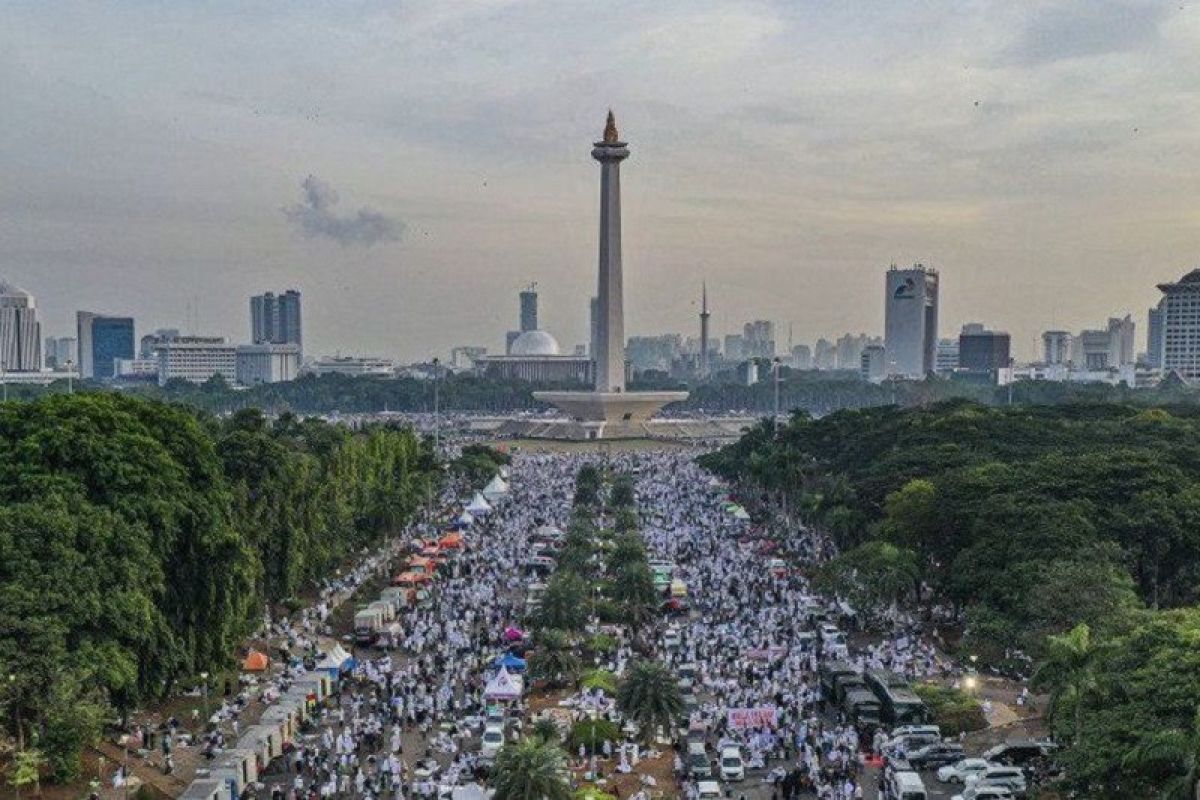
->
xmin=199 ymin=672 xmax=209 ymax=722
xmin=118 ymin=733 xmax=130 ymax=800
xmin=772 ymin=357 xmax=782 ymax=430
xmin=66 ymin=360 xmax=74 ymax=395
xmin=2 ymin=361 xmax=7 ymax=402
xmin=431 ymin=358 xmax=441 ymax=453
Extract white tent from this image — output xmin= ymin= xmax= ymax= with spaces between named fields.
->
xmin=466 ymin=493 xmax=492 ymax=515
xmin=732 ymin=507 xmax=751 ymax=521
xmin=483 ymin=667 xmax=523 ymax=700
xmin=482 ymin=475 xmax=509 ymax=502
xmin=456 ymin=510 xmax=475 ymax=527
xmin=451 ymin=784 xmax=494 ymax=800
xmin=498 ymin=465 xmax=511 ymax=480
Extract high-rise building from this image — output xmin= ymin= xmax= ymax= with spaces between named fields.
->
xmin=626 ymin=334 xmax=682 ymax=372
xmin=724 ymin=334 xmax=746 ymax=362
xmin=884 ymin=264 xmax=939 ymax=378
xmin=140 ymin=328 xmax=181 ymax=359
xmin=44 ymin=336 xmax=76 ymax=370
xmin=814 ymin=338 xmax=836 ymax=370
xmin=77 ymin=311 xmax=134 ymax=380
xmin=790 ymin=344 xmax=812 ymax=370
xmin=742 ymin=320 xmax=775 ymax=359
xmin=155 ymin=336 xmax=237 ymax=385
xmin=835 ymin=333 xmax=871 ymax=371
xmin=935 ymin=339 xmax=960 ymax=374
xmin=1043 ymin=330 xmax=1073 ymax=365
xmin=861 ymin=344 xmax=887 ymax=384
xmin=250 ymin=290 xmax=302 ymax=350
xmin=1147 ymin=302 xmax=1165 ymax=369
xmin=959 ymin=325 xmax=1011 ymax=376
xmin=1157 ymin=270 xmax=1200 ymax=381
xmin=1107 ymin=315 xmax=1136 ymax=367
xmin=236 ymin=343 xmax=301 ymax=385
xmin=0 ymin=282 xmax=41 ymax=373
xmin=519 ymin=284 xmax=538 ymax=333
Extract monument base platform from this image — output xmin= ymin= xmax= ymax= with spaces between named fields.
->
xmin=518 ymin=390 xmax=690 ymax=440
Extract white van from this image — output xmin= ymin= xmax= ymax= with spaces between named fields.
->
xmin=719 ymin=746 xmax=744 ymax=781
xmin=965 ymin=765 xmax=1026 ymax=796
xmin=888 ymin=770 xmax=929 ymax=800
xmin=696 ymin=781 xmax=722 ymax=800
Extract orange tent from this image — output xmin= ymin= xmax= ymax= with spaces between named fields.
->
xmin=242 ymin=650 xmax=269 ymax=672
xmin=439 ymin=532 xmax=464 ymax=549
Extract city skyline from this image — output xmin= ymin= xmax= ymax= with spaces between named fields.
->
xmin=4 ymin=2 xmax=1197 ymax=361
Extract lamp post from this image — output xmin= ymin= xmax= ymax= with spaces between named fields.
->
xmin=118 ymin=733 xmax=130 ymax=800
xmin=772 ymin=357 xmax=782 ymax=431
xmin=431 ymin=357 xmax=441 ymax=454
xmin=66 ymin=359 xmax=74 ymax=395
xmin=2 ymin=361 xmax=7 ymax=402
xmin=199 ymin=671 xmax=209 ymax=722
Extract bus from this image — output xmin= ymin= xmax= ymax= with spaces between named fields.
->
xmin=864 ymin=670 xmax=929 ymax=726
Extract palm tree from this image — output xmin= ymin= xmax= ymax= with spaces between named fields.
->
xmin=528 ymin=629 xmax=582 ymax=688
xmin=530 ymin=716 xmax=560 ymax=745
xmin=1123 ymin=707 xmax=1200 ymax=800
xmin=492 ymin=739 xmax=572 ymax=800
xmin=616 ymin=659 xmax=685 ymax=744
xmin=1031 ymin=622 xmax=1097 ymax=744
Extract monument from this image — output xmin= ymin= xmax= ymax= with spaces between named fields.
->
xmin=531 ymin=111 xmax=688 ymax=439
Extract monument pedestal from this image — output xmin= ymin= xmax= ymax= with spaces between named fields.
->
xmin=527 ymin=390 xmax=689 ymax=440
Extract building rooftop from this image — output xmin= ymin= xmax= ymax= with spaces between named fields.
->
xmin=510 ymin=329 xmax=561 ymax=357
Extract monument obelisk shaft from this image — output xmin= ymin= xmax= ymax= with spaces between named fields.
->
xmin=592 ymin=110 xmax=629 ymax=393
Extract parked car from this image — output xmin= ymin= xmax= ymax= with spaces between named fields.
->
xmin=687 ymin=742 xmax=712 ymax=779
xmin=907 ymin=741 xmax=965 ymax=769
xmin=964 ymin=765 xmax=1027 ymax=798
xmin=883 ymin=732 xmax=941 ymax=760
xmin=937 ymin=758 xmax=991 ymax=784
xmin=719 ymin=747 xmax=744 ymax=781
xmin=950 ymin=787 xmax=1014 ymax=800
xmin=480 ymin=723 xmax=504 ymax=762
xmin=663 ymin=628 xmax=682 ymax=650
xmin=981 ymin=740 xmax=1058 ymax=767
xmin=886 ymin=769 xmax=928 ymax=800
xmin=696 ymin=780 xmax=722 ymax=800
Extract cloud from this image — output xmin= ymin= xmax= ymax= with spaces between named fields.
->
xmin=1002 ymin=0 xmax=1167 ymax=65
xmin=283 ymin=175 xmax=403 ymax=246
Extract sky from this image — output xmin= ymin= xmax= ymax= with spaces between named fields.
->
xmin=3 ymin=0 xmax=1199 ymax=362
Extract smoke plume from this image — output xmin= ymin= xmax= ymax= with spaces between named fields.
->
xmin=283 ymin=175 xmax=403 ymax=246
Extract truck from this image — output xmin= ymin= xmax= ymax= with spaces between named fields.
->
xmin=353 ymin=608 xmax=384 ymax=646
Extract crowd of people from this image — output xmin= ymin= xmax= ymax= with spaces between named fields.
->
xmin=174 ymin=446 xmax=961 ymax=800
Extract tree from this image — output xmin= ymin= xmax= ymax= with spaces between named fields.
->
xmin=528 ymin=630 xmax=581 ymax=689
xmin=492 ymin=739 xmax=572 ymax=800
xmin=605 ymin=534 xmax=647 ymax=576
xmin=536 ymin=573 xmax=589 ymax=632
xmin=814 ymin=541 xmax=919 ymax=619
xmin=9 ymin=749 xmax=45 ymax=800
xmin=616 ymin=660 xmax=684 ymax=744
xmin=1123 ymin=707 xmax=1200 ymax=800
xmin=1031 ymin=623 xmax=1097 ymax=744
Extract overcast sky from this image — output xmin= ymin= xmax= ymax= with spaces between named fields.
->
xmin=3 ymin=0 xmax=1197 ymax=361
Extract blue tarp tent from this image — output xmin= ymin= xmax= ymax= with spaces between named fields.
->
xmin=493 ymin=653 xmax=527 ymax=672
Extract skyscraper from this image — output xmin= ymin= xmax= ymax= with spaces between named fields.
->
xmin=1043 ymin=330 xmax=1072 ymax=365
xmin=1157 ymin=270 xmax=1200 ymax=381
xmin=742 ymin=320 xmax=775 ymax=359
xmin=519 ymin=284 xmax=538 ymax=333
xmin=0 ymin=282 xmax=41 ymax=373
xmin=1147 ymin=302 xmax=1165 ymax=369
xmin=250 ymin=290 xmax=302 ymax=350
xmin=959 ymin=325 xmax=1011 ymax=377
xmin=77 ymin=312 xmax=134 ymax=379
xmin=884 ymin=264 xmax=939 ymax=378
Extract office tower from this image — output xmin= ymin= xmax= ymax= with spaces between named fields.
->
xmin=935 ymin=339 xmax=960 ymax=374
xmin=884 ymin=264 xmax=939 ymax=378
xmin=1077 ymin=329 xmax=1112 ymax=370
xmin=814 ymin=338 xmax=836 ymax=370
xmin=250 ymin=290 xmax=302 ymax=350
xmin=1157 ymin=270 xmax=1200 ymax=381
xmin=743 ymin=320 xmax=775 ymax=359
xmin=1147 ymin=302 xmax=1165 ymax=368
xmin=45 ymin=336 xmax=75 ymax=370
xmin=791 ymin=344 xmax=812 ymax=370
xmin=77 ymin=311 xmax=134 ymax=380
xmin=861 ymin=344 xmax=887 ymax=383
xmin=1107 ymin=315 xmax=1136 ymax=367
xmin=724 ymin=334 xmax=745 ymax=362
xmin=959 ymin=325 xmax=1011 ymax=375
xmin=588 ymin=297 xmax=598 ymax=358
xmin=519 ymin=284 xmax=538 ymax=333
xmin=0 ymin=282 xmax=41 ymax=372
xmin=626 ymin=334 xmax=682 ymax=372
xmin=155 ymin=336 xmax=237 ymax=385
xmin=1043 ymin=330 xmax=1072 ymax=365
xmin=699 ymin=283 xmax=711 ymax=377
xmin=835 ymin=333 xmax=869 ymax=371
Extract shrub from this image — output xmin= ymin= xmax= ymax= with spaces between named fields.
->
xmin=913 ymin=683 xmax=987 ymax=737
xmin=567 ymin=718 xmax=622 ymax=755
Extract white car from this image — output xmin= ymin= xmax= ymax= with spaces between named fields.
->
xmin=480 ymin=724 xmax=505 ymax=761
xmin=938 ymin=758 xmax=991 ymax=784
xmin=951 ymin=786 xmax=1013 ymax=800
xmin=697 ymin=780 xmax=722 ymax=800
xmin=965 ymin=765 xmax=1027 ymax=796
xmin=663 ymin=629 xmax=682 ymax=650
xmin=719 ymin=747 xmax=744 ymax=781
xmin=892 ymin=724 xmax=942 ymax=740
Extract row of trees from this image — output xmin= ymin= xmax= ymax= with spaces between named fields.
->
xmin=700 ymin=400 xmax=1200 ymax=795
xmin=0 ymin=394 xmax=438 ymax=781
xmin=495 ymin=465 xmax=681 ymax=800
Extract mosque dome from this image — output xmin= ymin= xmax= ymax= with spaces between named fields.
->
xmin=510 ymin=330 xmax=561 ymax=356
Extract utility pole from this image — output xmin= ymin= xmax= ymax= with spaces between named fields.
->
xmin=432 ymin=358 xmax=441 ymax=454
xmin=772 ymin=357 xmax=782 ymax=432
